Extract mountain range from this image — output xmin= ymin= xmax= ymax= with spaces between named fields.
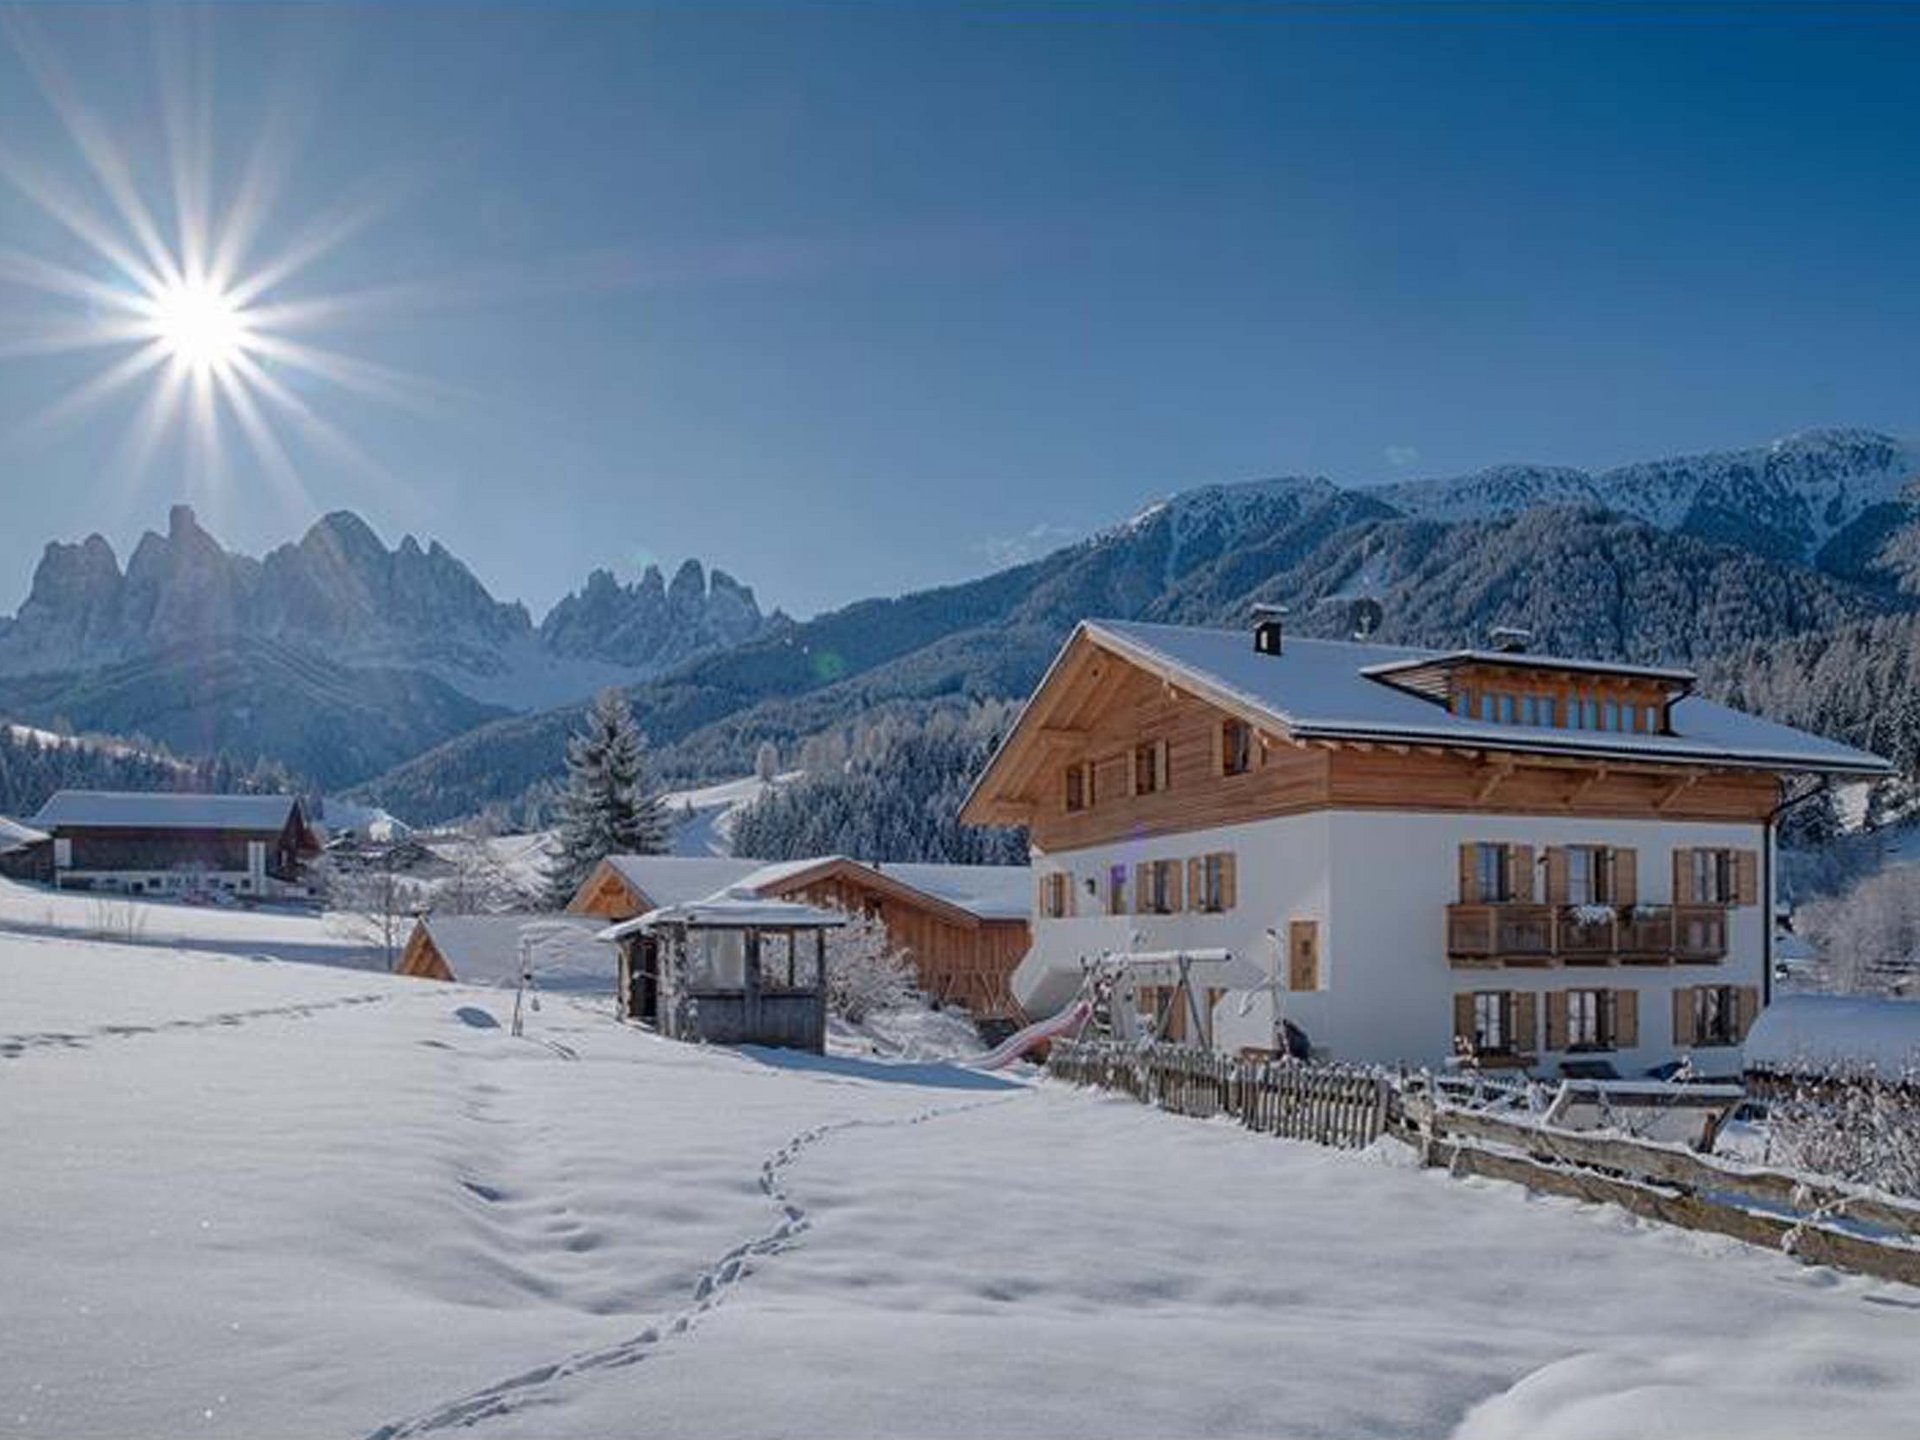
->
xmin=2 ymin=427 xmax=1915 ymax=817
xmin=359 ymin=427 xmax=1920 ymax=825
xmin=0 ymin=505 xmax=772 ymax=787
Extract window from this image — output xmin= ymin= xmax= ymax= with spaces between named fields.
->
xmin=1193 ymin=852 xmax=1232 ymax=912
xmin=1566 ymin=846 xmax=1613 ymax=906
xmin=1108 ymin=864 xmax=1128 ymax=915
xmin=1473 ymin=991 xmax=1509 ymax=1053
xmin=1452 ymin=689 xmax=1471 ymax=717
xmin=1692 ymin=849 xmax=1733 ymax=905
xmin=1221 ymin=718 xmax=1254 ymax=776
xmin=1133 ymin=740 xmax=1167 ymax=795
xmin=1566 ymin=989 xmax=1610 ymax=1049
xmin=1064 ymin=763 xmax=1088 ymax=813
xmin=1497 ymin=693 xmax=1517 ymax=724
xmin=1479 ymin=694 xmax=1496 ymax=722
xmin=1475 ymin=843 xmax=1513 ymax=903
xmin=1691 ymin=985 xmax=1739 ymax=1047
xmin=1139 ymin=859 xmax=1182 ymax=915
xmin=1041 ymin=872 xmax=1074 ymax=919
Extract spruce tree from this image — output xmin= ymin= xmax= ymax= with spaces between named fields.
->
xmin=544 ymin=689 xmax=669 ymax=907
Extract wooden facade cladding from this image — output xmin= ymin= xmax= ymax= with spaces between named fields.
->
xmin=965 ymin=629 xmax=1784 ymax=849
xmin=396 ymin=926 xmax=454 ymax=981
xmin=569 ymin=865 xmax=647 ymax=920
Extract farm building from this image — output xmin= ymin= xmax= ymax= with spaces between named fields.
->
xmin=568 ymin=853 xmax=1031 ymax=1021
xmin=27 ymin=790 xmax=322 ymax=900
xmin=396 ymin=913 xmax=611 ymax=992
xmin=963 ymin=614 xmax=1890 ymax=1074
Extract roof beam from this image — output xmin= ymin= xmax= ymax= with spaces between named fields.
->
xmin=1475 ymin=758 xmax=1517 ymax=803
xmin=1654 ymin=769 xmax=1705 ymax=812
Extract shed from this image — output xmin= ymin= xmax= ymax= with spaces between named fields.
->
xmin=1745 ymin=993 xmax=1920 ymax=1082
xmin=0 ymin=816 xmax=52 ymax=883
xmin=397 ymin=913 xmax=612 ymax=993
xmin=599 ymin=888 xmax=844 ymax=1052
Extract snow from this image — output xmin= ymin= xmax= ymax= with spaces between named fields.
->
xmin=411 ymin=914 xmax=612 ymax=991
xmin=1081 ymin=619 xmax=1890 ymax=776
xmin=0 ymin=814 xmax=48 ymax=852
xmin=658 ymin=772 xmax=800 ymax=857
xmin=1745 ymin=993 xmax=1920 ymax=1076
xmin=605 ymin=853 xmax=1032 ymax=923
xmin=0 ymin=875 xmax=374 ymax=968
xmin=4 ymin=933 xmax=1916 ymax=1438
xmin=30 ymin=788 xmax=303 ymax=832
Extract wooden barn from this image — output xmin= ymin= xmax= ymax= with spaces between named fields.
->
xmin=27 ymin=790 xmax=321 ymax=900
xmin=567 ymin=854 xmax=1032 ymax=1021
xmin=396 ymin=913 xmax=611 ymax=992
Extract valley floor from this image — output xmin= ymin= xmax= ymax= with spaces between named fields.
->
xmin=3 ymin=937 xmax=1917 ymax=1440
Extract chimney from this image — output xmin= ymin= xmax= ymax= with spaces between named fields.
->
xmin=1489 ymin=625 xmax=1532 ymax=655
xmin=1251 ymin=603 xmax=1288 ymax=656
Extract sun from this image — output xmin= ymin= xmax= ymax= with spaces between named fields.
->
xmin=143 ymin=279 xmax=251 ymax=375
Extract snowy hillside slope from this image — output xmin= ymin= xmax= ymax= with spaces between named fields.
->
xmin=658 ymin=771 xmax=801 ymax=856
xmin=4 ymin=938 xmax=1917 ymax=1439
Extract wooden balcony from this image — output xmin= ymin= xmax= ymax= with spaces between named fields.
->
xmin=1447 ymin=903 xmax=1726 ymax=967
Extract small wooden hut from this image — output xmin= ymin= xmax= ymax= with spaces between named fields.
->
xmin=601 ymin=889 xmax=843 ymax=1053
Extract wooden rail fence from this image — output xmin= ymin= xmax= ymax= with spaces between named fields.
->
xmin=1046 ymin=1039 xmax=1392 ymax=1149
xmin=1048 ymin=1040 xmax=1920 ymax=1286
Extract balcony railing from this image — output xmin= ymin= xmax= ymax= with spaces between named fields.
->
xmin=1447 ymin=903 xmax=1727 ymax=966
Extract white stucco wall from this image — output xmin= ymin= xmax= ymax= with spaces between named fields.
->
xmin=1018 ymin=808 xmax=1769 ymax=1075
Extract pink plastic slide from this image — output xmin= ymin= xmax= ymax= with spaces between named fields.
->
xmin=971 ymin=998 xmax=1093 ymax=1071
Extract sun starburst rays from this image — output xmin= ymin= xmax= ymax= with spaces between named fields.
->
xmin=0 ymin=11 xmax=426 ymax=520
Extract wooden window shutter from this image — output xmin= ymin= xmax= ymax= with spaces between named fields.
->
xmin=1544 ymin=847 xmax=1569 ymax=905
xmin=1672 ymin=986 xmax=1694 ymax=1045
xmin=1673 ymin=849 xmax=1695 ymax=905
xmin=1736 ymin=985 xmax=1762 ymax=1041
xmin=1288 ymin=920 xmax=1319 ymax=990
xmin=1459 ymin=844 xmax=1480 ymax=904
xmin=1186 ymin=857 xmax=1203 ymax=911
xmin=1210 ymin=718 xmax=1225 ymax=777
xmin=1734 ymin=850 xmax=1760 ymax=907
xmin=1166 ymin=859 xmax=1183 ymax=912
xmin=1512 ymin=992 xmax=1538 ymax=1053
xmin=1453 ymin=992 xmax=1475 ymax=1046
xmin=1156 ymin=739 xmax=1170 ymax=791
xmin=1133 ymin=862 xmax=1149 ymax=915
xmin=1511 ymin=845 xmax=1535 ymax=903
xmin=1613 ymin=848 xmax=1638 ymax=906
xmin=1222 ymin=852 xmax=1237 ymax=910
xmin=1544 ymin=991 xmax=1569 ymax=1051
xmin=1036 ymin=873 xmax=1048 ymax=915
xmin=1614 ymin=988 xmax=1639 ymax=1048
xmin=1063 ymin=872 xmax=1076 ymax=918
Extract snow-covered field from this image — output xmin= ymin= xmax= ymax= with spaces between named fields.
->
xmin=0 ymin=876 xmax=372 ymax=967
xmin=5 ymin=936 xmax=1918 ymax=1440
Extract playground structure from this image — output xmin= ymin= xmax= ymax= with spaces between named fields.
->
xmin=973 ymin=946 xmax=1270 ymax=1070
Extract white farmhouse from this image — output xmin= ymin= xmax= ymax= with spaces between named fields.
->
xmin=961 ymin=615 xmax=1888 ymax=1077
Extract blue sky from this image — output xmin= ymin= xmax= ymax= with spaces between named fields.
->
xmin=0 ymin=4 xmax=1917 ymax=620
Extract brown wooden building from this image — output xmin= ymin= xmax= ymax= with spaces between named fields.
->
xmin=568 ymin=853 xmax=1032 ymax=1021
xmin=27 ymin=790 xmax=321 ymax=900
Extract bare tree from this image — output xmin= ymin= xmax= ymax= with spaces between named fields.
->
xmin=322 ymin=853 xmax=416 ymax=972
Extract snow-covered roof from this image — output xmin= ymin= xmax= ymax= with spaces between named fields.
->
xmin=601 ymin=853 xmax=1030 ymax=922
xmin=30 ymin=789 xmax=308 ymax=833
xmin=865 ymin=862 xmax=1033 ymax=922
xmin=416 ymin=913 xmax=611 ymax=991
xmin=0 ymin=816 xmax=48 ymax=854
xmin=1082 ymin=620 xmax=1891 ymax=776
xmin=599 ymin=887 xmax=846 ymax=941
xmin=1744 ymin=994 xmax=1920 ymax=1076
xmin=606 ymin=855 xmax=763 ymax=907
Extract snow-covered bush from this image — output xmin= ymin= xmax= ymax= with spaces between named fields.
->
xmin=1766 ymin=1072 xmax=1920 ymax=1199
xmin=1795 ymin=867 xmax=1920 ymax=996
xmin=824 ymin=908 xmax=918 ymax=1023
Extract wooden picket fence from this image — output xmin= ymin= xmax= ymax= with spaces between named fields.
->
xmin=1046 ymin=1039 xmax=1393 ymax=1149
